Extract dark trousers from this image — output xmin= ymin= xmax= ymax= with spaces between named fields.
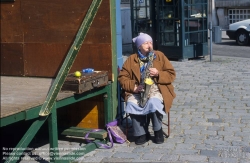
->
xmin=130 ymin=111 xmax=163 ymax=136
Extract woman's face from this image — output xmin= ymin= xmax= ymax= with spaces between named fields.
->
xmin=139 ymin=41 xmax=153 ymax=55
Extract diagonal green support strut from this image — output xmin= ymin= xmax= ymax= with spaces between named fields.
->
xmin=39 ymin=0 xmax=103 ymax=116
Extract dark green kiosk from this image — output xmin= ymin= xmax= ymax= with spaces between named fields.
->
xmin=131 ymin=0 xmax=208 ymax=60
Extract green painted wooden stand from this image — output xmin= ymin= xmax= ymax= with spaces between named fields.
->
xmin=2 ymin=0 xmax=115 ymax=162
xmin=3 ymin=85 xmax=112 ymax=163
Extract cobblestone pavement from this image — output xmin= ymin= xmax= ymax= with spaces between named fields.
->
xmin=21 ymin=55 xmax=250 ymax=163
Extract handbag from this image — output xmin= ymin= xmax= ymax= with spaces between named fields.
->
xmin=84 ymin=119 xmax=129 ymax=149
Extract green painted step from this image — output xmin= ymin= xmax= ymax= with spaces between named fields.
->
xmin=61 ymin=127 xmax=107 ymax=139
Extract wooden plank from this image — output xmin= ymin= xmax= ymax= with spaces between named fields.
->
xmin=61 ymin=127 xmax=107 ymax=139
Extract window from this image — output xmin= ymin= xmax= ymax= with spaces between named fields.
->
xmin=184 ymin=2 xmax=207 ymax=46
xmin=228 ymin=9 xmax=250 ymax=24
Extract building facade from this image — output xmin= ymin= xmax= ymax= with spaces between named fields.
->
xmin=213 ymin=0 xmax=250 ymax=29
xmin=122 ymin=0 xmax=250 ymax=29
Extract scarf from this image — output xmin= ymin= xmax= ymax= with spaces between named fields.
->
xmin=138 ymin=50 xmax=156 ymax=81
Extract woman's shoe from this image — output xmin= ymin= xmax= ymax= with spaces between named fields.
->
xmin=135 ymin=134 xmax=146 ymax=145
xmin=154 ymin=128 xmax=164 ymax=144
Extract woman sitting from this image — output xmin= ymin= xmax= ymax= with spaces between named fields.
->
xmin=118 ymin=33 xmax=176 ymax=145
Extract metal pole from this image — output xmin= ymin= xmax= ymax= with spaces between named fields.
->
xmin=209 ymin=21 xmax=212 ymax=62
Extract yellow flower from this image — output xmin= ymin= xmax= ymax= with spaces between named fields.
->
xmin=144 ymin=78 xmax=154 ymax=85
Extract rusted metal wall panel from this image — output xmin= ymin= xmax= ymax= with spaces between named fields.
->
xmin=1 ymin=0 xmax=112 ymax=79
xmin=0 ymin=0 xmax=23 ymax=43
xmin=1 ymin=43 xmax=24 ymax=76
xmin=23 ymin=43 xmax=69 ymax=77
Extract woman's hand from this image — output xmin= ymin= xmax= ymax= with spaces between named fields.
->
xmin=149 ymin=68 xmax=159 ymax=77
xmin=134 ymin=84 xmax=144 ymax=93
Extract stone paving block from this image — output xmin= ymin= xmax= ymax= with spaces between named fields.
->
xmin=226 ymin=121 xmax=244 ymax=127
xmin=207 ymin=126 xmax=223 ymax=131
xmin=141 ymin=152 xmax=164 ymax=161
xmin=94 ymin=151 xmax=114 ymax=158
xmin=217 ymin=130 xmax=235 ymax=136
xmin=184 ymin=129 xmax=202 ymax=135
xmin=241 ymin=119 xmax=250 ymax=124
xmin=178 ymin=125 xmax=192 ymax=130
xmin=208 ymin=157 xmax=238 ymax=163
xmin=200 ymin=130 xmax=217 ymax=136
xmin=171 ymin=149 xmax=199 ymax=155
xmin=132 ymin=146 xmax=153 ymax=154
xmin=192 ymin=117 xmax=207 ymax=122
xmin=100 ymin=157 xmax=132 ymax=163
xmin=184 ymin=138 xmax=204 ymax=144
xmin=200 ymin=150 xmax=219 ymax=157
xmin=185 ymin=134 xmax=208 ymax=140
xmin=239 ymin=158 xmax=250 ymax=163
xmin=113 ymin=146 xmax=135 ymax=152
xmin=204 ymin=140 xmax=231 ymax=146
xmin=208 ymin=118 xmax=223 ymax=123
xmin=112 ymin=152 xmax=141 ymax=159
xmin=223 ymin=135 xmax=242 ymax=141
xmin=77 ymin=156 xmax=103 ymax=162
xmin=160 ymin=154 xmax=180 ymax=162
xmin=191 ymin=126 xmax=208 ymax=130
xmin=223 ymin=126 xmax=242 ymax=132
xmin=204 ymin=114 xmax=219 ymax=119
xmin=231 ymin=141 xmax=250 ymax=147
xmin=227 ymin=109 xmax=248 ymax=113
xmin=197 ymin=122 xmax=213 ymax=126
xmin=239 ymin=127 xmax=250 ymax=134
xmin=211 ymin=122 xmax=230 ymax=127
xmin=152 ymin=148 xmax=173 ymax=155
xmin=195 ymin=144 xmax=213 ymax=150
xmin=179 ymin=154 xmax=208 ymax=162
xmin=241 ymin=136 xmax=250 ymax=142
xmin=174 ymin=143 xmax=194 ymax=150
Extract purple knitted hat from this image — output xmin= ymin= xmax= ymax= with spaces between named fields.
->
xmin=132 ymin=33 xmax=153 ymax=48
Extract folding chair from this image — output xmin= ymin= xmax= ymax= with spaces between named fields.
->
xmin=117 ymin=68 xmax=170 ymax=138
xmin=120 ymin=96 xmax=170 ymax=138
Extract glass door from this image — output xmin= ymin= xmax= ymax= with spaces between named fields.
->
xmin=131 ymin=0 xmax=154 ymax=37
xmin=156 ymin=0 xmax=180 ymax=47
xmin=184 ymin=0 xmax=207 ymax=46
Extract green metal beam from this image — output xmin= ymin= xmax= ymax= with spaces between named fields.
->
xmin=39 ymin=0 xmax=103 ymax=116
xmin=0 ymin=112 xmax=26 ymax=127
xmin=110 ymin=0 xmax=118 ymax=120
xmin=48 ymin=107 xmax=59 ymax=162
xmin=5 ymin=116 xmax=48 ymax=163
